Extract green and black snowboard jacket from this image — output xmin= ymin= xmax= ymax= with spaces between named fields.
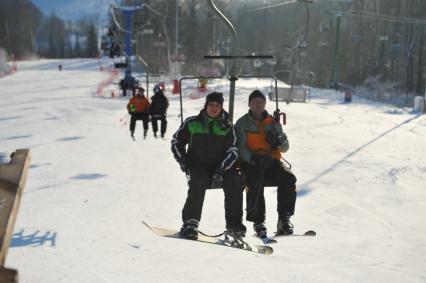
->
xmin=171 ymin=110 xmax=238 ymax=171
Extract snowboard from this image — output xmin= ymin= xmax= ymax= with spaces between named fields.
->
xmin=142 ymin=221 xmax=273 ymax=255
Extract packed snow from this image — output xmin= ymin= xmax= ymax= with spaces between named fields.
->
xmin=1 ymin=58 xmax=425 ymax=282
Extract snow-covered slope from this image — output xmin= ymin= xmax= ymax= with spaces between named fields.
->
xmin=1 ymin=59 xmax=425 ymax=282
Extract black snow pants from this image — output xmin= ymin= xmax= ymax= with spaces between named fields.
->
xmin=130 ymin=112 xmax=149 ymax=133
xmin=240 ymin=160 xmax=297 ymax=223
xmin=182 ymin=165 xmax=244 ymax=228
xmin=151 ymin=114 xmax=167 ymax=136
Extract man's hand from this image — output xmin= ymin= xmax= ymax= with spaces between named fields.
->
xmin=266 ymin=131 xmax=283 ymax=149
xmin=179 ymin=162 xmax=188 ymax=174
xmin=178 ymin=158 xmax=189 ymax=175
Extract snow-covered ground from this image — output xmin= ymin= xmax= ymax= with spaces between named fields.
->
xmin=1 ymin=59 xmax=425 ymax=283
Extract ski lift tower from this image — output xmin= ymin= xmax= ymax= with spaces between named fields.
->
xmin=110 ymin=5 xmax=144 ymax=89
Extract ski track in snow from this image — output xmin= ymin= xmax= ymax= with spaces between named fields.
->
xmin=1 ymin=58 xmax=425 ymax=283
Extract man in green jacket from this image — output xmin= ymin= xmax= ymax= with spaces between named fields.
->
xmin=171 ymin=92 xmax=246 ymax=240
xmin=235 ymin=90 xmax=297 ymax=238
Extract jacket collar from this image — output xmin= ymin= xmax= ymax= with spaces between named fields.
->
xmin=198 ymin=109 xmax=230 ymax=128
xmin=248 ymin=110 xmax=269 ymax=121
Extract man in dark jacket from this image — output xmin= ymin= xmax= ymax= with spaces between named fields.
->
xmin=150 ymin=85 xmax=169 ymax=138
xmin=171 ymin=92 xmax=246 ymax=240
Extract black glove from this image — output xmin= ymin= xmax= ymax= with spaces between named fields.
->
xmin=178 ymin=158 xmax=189 ymax=175
xmin=251 ymin=154 xmax=274 ymax=168
xmin=266 ymin=131 xmax=283 ymax=150
xmin=179 ymin=162 xmax=188 ymax=174
xmin=211 ymin=168 xmax=224 ymax=188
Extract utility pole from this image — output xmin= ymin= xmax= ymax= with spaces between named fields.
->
xmin=330 ymin=11 xmax=343 ymax=90
xmin=417 ymin=25 xmax=424 ymax=96
xmin=175 ymin=0 xmax=179 ymax=56
xmin=171 ymin=0 xmax=181 ymax=94
xmin=379 ymin=35 xmax=388 ymax=78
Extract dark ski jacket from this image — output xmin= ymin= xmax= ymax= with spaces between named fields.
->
xmin=171 ymin=110 xmax=238 ymax=171
xmin=150 ymin=90 xmax=169 ymax=117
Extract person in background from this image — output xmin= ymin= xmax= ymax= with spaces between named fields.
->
xmin=150 ymin=85 xmax=169 ymax=138
xmin=127 ymin=87 xmax=150 ymax=140
xmin=234 ymin=90 xmax=297 ymax=238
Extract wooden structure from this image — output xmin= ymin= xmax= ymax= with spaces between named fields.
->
xmin=0 ymin=149 xmax=31 ymax=283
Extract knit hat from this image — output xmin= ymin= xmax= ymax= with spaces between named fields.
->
xmin=205 ymin=92 xmax=224 ymax=108
xmin=248 ymin=90 xmax=266 ymax=105
xmin=153 ymin=84 xmax=161 ymax=94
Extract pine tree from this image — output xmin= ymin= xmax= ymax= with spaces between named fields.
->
xmin=86 ymin=24 xmax=98 ymax=57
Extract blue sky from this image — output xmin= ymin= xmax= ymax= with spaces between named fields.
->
xmin=30 ymin=0 xmax=74 ymax=14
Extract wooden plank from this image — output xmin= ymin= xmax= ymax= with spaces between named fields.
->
xmin=0 ymin=149 xmax=31 ymax=268
xmin=0 ymin=267 xmax=18 ymax=283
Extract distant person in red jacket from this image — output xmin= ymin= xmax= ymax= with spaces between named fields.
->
xmin=127 ymin=87 xmax=150 ymax=140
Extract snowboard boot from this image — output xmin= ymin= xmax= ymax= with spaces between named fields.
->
xmin=276 ymin=215 xmax=294 ymax=236
xmin=179 ymin=219 xmax=199 ymax=240
xmin=226 ymin=223 xmax=247 ymax=239
xmin=253 ymin=222 xmax=267 ymax=238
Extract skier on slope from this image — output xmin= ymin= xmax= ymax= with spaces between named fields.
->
xmin=150 ymin=85 xmax=169 ymax=138
xmin=234 ymin=90 xmax=297 ymax=238
xmin=127 ymin=87 xmax=150 ymax=139
xmin=171 ymin=92 xmax=246 ymax=240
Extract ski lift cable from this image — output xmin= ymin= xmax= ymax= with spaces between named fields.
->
xmin=137 ymin=56 xmax=149 ymax=68
xmin=237 ymin=43 xmax=294 ymax=54
xmin=207 ymin=0 xmax=238 ymax=42
xmin=110 ymin=5 xmax=129 ymax=34
xmin=240 ymin=0 xmax=301 ymax=14
xmin=350 ymin=9 xmax=426 ymax=23
xmin=296 ymin=1 xmax=311 ymax=48
xmin=348 ymin=10 xmax=426 ymax=25
xmin=236 ymin=1 xmax=311 ymax=54
xmin=143 ymin=4 xmax=162 ymax=17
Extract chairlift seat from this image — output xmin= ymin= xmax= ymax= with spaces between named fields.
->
xmin=269 ymin=86 xmax=310 ymax=103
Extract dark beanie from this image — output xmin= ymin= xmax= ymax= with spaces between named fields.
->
xmin=205 ymin=92 xmax=224 ymax=106
xmin=248 ymin=90 xmax=266 ymax=105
